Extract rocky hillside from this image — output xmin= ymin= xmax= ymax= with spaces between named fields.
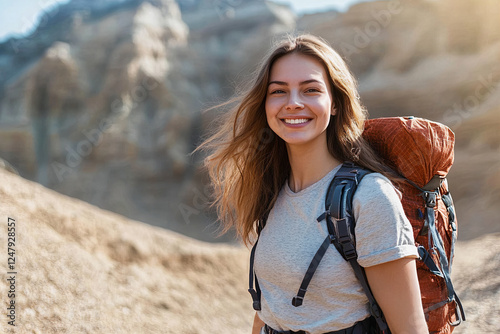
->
xmin=0 ymin=166 xmax=498 ymax=333
xmin=0 ymin=167 xmax=252 ymax=333
xmin=0 ymin=0 xmax=499 ymax=244
xmin=0 ymin=0 xmax=295 ymax=242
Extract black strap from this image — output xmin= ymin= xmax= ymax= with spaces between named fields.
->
xmin=265 ymin=315 xmax=376 ymax=334
xmin=249 ymin=163 xmax=464 ymax=330
xmin=264 ymin=325 xmax=306 ymax=334
xmin=248 ymin=238 xmax=262 ymax=311
xmin=291 ymin=235 xmax=331 ymax=307
xmin=248 ymin=215 xmax=269 ymax=311
xmin=316 ymin=163 xmax=387 ymax=332
xmin=347 ymin=258 xmax=388 ymax=333
xmin=291 ymin=163 xmax=367 ymax=306
xmin=290 ymin=163 xmax=391 ymax=331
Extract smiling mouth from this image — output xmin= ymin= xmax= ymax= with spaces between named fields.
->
xmin=282 ymin=118 xmax=311 ymax=124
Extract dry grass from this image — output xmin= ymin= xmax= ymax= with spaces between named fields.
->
xmin=0 ymin=167 xmax=498 ymax=333
xmin=0 ymin=168 xmax=252 ymax=333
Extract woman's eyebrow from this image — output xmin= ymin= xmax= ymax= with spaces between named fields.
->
xmin=268 ymin=79 xmax=323 ymax=86
xmin=268 ymin=80 xmax=287 ymax=86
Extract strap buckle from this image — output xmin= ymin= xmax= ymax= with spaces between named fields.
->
xmin=291 ymin=295 xmax=304 ymax=307
xmin=341 ymin=242 xmax=357 ymax=260
xmin=422 ymin=191 xmax=437 ymax=208
xmin=369 ymin=301 xmax=383 ymax=319
xmin=449 ymin=292 xmax=466 ymax=326
xmin=248 ymin=288 xmax=262 ymax=311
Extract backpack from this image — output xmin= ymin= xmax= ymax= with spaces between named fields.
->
xmin=248 ymin=117 xmax=466 ymax=333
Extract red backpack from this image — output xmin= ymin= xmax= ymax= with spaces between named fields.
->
xmin=363 ymin=117 xmax=465 ymax=332
xmin=249 ymin=117 xmax=465 ymax=333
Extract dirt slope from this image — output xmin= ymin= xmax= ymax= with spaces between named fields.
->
xmin=0 ymin=168 xmax=252 ymax=333
xmin=0 ymin=168 xmax=498 ymax=333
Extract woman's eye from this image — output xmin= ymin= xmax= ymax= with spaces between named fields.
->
xmin=270 ymin=89 xmax=285 ymax=94
xmin=306 ymin=88 xmax=320 ymax=93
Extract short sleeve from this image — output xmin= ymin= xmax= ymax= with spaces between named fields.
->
xmin=353 ymin=173 xmax=418 ymax=268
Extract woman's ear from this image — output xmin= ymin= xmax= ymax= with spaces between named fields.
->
xmin=331 ymin=103 xmax=337 ymax=116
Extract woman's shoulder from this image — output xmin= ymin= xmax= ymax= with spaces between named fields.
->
xmin=354 ymin=171 xmax=402 ymax=203
xmin=360 ymin=171 xmax=392 ymax=186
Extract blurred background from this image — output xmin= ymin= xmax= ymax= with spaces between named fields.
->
xmin=0 ymin=1 xmax=499 ymax=333
xmin=0 ymin=0 xmax=499 ymax=244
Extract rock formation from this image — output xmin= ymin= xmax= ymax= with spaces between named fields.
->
xmin=0 ymin=0 xmax=296 ymax=243
xmin=0 ymin=0 xmax=499 ymax=244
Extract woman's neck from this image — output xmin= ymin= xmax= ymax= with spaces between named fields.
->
xmin=286 ymin=142 xmax=341 ymax=193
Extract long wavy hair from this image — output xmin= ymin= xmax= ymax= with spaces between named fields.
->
xmin=197 ymin=34 xmax=394 ymax=245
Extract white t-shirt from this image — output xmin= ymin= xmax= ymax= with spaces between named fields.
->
xmin=254 ymin=165 xmax=418 ymax=333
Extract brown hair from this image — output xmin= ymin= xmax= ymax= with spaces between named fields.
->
xmin=197 ymin=34 xmax=394 ymax=245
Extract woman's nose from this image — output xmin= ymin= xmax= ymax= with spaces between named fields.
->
xmin=285 ymin=93 xmax=304 ymax=110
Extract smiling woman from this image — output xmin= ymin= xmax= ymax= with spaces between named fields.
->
xmin=197 ymin=34 xmax=428 ymax=334
xmin=265 ymin=53 xmax=335 ymax=172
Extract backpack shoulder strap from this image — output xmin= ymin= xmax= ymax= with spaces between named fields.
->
xmin=290 ymin=162 xmax=372 ymax=307
xmin=248 ymin=211 xmax=269 ymax=311
xmin=249 ymin=163 xmax=387 ymax=333
xmin=322 ymin=161 xmax=372 ymax=260
xmin=290 ymin=163 xmax=379 ymax=314
xmin=317 ymin=162 xmax=390 ymax=333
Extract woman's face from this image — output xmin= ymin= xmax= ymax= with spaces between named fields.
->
xmin=265 ymin=52 xmax=335 ymax=151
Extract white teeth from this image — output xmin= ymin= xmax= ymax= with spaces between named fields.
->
xmin=284 ymin=118 xmax=309 ymax=124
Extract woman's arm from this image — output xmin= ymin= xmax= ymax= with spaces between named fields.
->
xmin=364 ymin=257 xmax=428 ymax=334
xmin=252 ymin=312 xmax=265 ymax=334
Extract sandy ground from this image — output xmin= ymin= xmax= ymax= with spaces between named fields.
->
xmin=0 ymin=168 xmax=253 ymax=333
xmin=451 ymin=234 xmax=500 ymax=333
xmin=0 ymin=168 xmax=498 ymax=333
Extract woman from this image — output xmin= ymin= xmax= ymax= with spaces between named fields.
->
xmin=199 ymin=34 xmax=428 ymax=334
